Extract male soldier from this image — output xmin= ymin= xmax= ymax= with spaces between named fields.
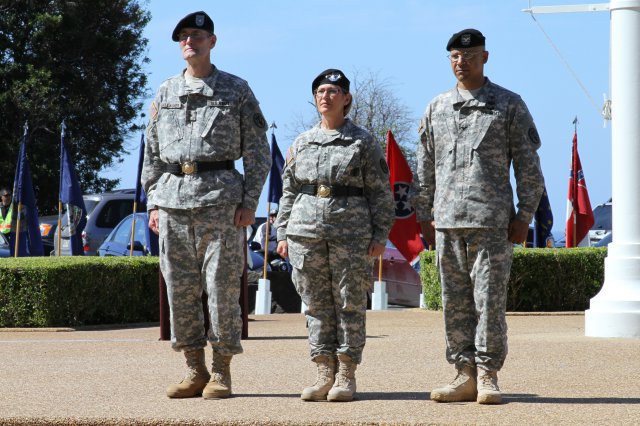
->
xmin=0 ymin=188 xmax=12 ymax=235
xmin=413 ymin=29 xmax=545 ymax=404
xmin=141 ymin=11 xmax=270 ymax=399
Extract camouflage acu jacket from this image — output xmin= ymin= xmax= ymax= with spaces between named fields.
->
xmin=414 ymin=78 xmax=545 ymax=228
xmin=141 ymin=66 xmax=270 ymax=211
xmin=275 ymin=119 xmax=394 ymax=245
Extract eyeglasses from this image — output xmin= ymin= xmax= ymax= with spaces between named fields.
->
xmin=178 ymin=32 xmax=212 ymax=43
xmin=314 ymin=88 xmax=344 ymax=98
xmin=1 ymin=193 xmax=10 ymax=197
xmin=447 ymin=51 xmax=483 ymax=63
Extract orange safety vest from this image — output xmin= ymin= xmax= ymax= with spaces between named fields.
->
xmin=0 ymin=205 xmax=12 ymax=234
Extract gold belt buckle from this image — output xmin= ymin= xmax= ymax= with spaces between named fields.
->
xmin=181 ymin=161 xmax=196 ymax=175
xmin=317 ymin=184 xmax=331 ymax=198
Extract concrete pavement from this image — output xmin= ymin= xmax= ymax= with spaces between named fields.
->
xmin=1 ymin=309 xmax=639 ymax=425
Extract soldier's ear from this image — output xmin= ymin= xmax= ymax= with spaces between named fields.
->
xmin=210 ymin=34 xmax=217 ymax=49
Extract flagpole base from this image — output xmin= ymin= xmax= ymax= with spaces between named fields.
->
xmin=585 ymin=243 xmax=640 ymax=338
xmin=255 ymin=279 xmax=272 ymax=315
xmin=371 ymin=281 xmax=388 ymax=310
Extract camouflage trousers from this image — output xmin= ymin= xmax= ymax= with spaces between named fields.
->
xmin=159 ymin=206 xmax=244 ymax=355
xmin=435 ymin=228 xmax=513 ymax=371
xmin=287 ymin=236 xmax=371 ymax=364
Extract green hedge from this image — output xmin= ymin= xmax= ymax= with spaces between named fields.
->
xmin=0 ymin=257 xmax=159 ymax=327
xmin=420 ymin=247 xmax=607 ymax=311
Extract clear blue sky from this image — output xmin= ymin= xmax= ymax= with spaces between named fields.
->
xmin=103 ymin=0 xmax=612 ymax=236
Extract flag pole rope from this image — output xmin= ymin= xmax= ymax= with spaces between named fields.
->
xmin=526 ymin=2 xmax=601 ymax=116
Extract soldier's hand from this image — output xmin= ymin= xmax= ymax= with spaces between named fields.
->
xmin=148 ymin=209 xmax=159 ymax=235
xmin=234 ymin=207 xmax=256 ymax=228
xmin=508 ymin=219 xmax=529 ymax=244
xmin=419 ymin=220 xmax=436 ymax=248
xmin=277 ymin=240 xmax=288 ymax=258
xmin=368 ymin=241 xmax=385 ymax=257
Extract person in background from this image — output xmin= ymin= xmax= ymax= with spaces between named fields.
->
xmin=413 ymin=29 xmax=545 ymax=404
xmin=141 ymin=11 xmax=270 ymax=400
xmin=0 ymin=188 xmax=13 ymax=235
xmin=254 ymin=208 xmax=278 ymax=255
xmin=275 ymin=69 xmax=394 ymax=402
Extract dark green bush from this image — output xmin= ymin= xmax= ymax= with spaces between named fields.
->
xmin=0 ymin=257 xmax=159 ymax=327
xmin=420 ymin=248 xmax=607 ymax=311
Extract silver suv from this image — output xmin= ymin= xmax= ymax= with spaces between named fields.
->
xmin=53 ymin=189 xmax=146 ymax=256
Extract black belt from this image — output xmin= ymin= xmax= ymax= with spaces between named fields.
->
xmin=159 ymin=160 xmax=234 ymax=175
xmin=300 ymin=184 xmax=363 ymax=198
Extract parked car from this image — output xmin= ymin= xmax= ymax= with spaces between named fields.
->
xmin=54 ymin=189 xmax=146 ymax=256
xmin=98 ymin=212 xmax=157 ymax=256
xmin=371 ymin=243 xmax=423 ymax=307
xmin=554 ymin=198 xmax=612 ymax=247
xmin=0 ymin=232 xmax=10 ymax=257
xmin=39 ymin=215 xmax=58 ymax=254
xmin=593 ymin=232 xmax=612 ymax=247
xmin=588 ymin=199 xmax=612 ymax=246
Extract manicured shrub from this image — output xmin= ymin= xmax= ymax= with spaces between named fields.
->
xmin=420 ymin=248 xmax=607 ymax=311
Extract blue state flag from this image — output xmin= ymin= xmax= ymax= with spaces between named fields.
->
xmin=134 ymin=132 xmax=147 ymax=206
xmin=10 ymin=124 xmax=44 ymax=256
xmin=59 ymin=122 xmax=87 ymax=255
xmin=534 ymin=187 xmax=554 ymax=248
xmin=268 ymin=133 xmax=285 ymax=204
xmin=134 ymin=132 xmax=158 ymax=256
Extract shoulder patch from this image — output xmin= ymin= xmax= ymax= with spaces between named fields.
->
xmin=528 ymin=127 xmax=541 ymax=145
xmin=253 ymin=113 xmax=267 ymax=130
xmin=380 ymin=158 xmax=389 ymax=175
xmin=149 ymin=101 xmax=158 ymax=121
xmin=285 ymin=145 xmax=295 ymax=165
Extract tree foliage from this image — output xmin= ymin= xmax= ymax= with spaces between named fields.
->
xmin=288 ymin=69 xmax=418 ymax=169
xmin=0 ymin=0 xmax=150 ymax=214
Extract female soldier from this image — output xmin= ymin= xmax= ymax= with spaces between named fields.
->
xmin=275 ymin=69 xmax=394 ymax=402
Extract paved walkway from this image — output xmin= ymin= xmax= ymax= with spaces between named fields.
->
xmin=1 ymin=309 xmax=639 ymax=425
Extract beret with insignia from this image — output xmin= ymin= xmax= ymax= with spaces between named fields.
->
xmin=446 ymin=28 xmax=485 ymax=51
xmin=312 ymin=68 xmax=350 ymax=94
xmin=172 ymin=11 xmax=214 ymax=41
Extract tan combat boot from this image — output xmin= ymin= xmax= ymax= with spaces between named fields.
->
xmin=477 ymin=369 xmax=502 ymax=404
xmin=301 ymin=355 xmax=337 ymax=401
xmin=327 ymin=353 xmax=357 ymax=402
xmin=202 ymin=352 xmax=233 ymax=399
xmin=166 ymin=348 xmax=210 ymax=398
xmin=431 ymin=364 xmax=477 ymax=402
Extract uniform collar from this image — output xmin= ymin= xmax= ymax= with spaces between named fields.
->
xmin=449 ymin=77 xmax=496 ymax=109
xmin=311 ymin=118 xmax=356 ymax=143
xmin=178 ymin=65 xmax=219 ymax=96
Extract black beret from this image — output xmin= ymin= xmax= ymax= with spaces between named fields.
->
xmin=311 ymin=69 xmax=350 ymax=94
xmin=446 ymin=28 xmax=485 ymax=51
xmin=172 ymin=11 xmax=214 ymax=41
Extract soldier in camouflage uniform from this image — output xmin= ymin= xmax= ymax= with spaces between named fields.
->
xmin=141 ymin=11 xmax=270 ymax=400
xmin=275 ymin=69 xmax=394 ymax=402
xmin=413 ymin=29 xmax=545 ymax=404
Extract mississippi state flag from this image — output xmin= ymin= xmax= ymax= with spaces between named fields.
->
xmin=565 ymin=131 xmax=594 ymax=247
xmin=385 ymin=130 xmax=424 ymax=262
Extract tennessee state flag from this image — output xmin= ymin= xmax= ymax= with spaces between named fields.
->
xmin=385 ymin=130 xmax=424 ymax=262
xmin=565 ymin=131 xmax=594 ymax=247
